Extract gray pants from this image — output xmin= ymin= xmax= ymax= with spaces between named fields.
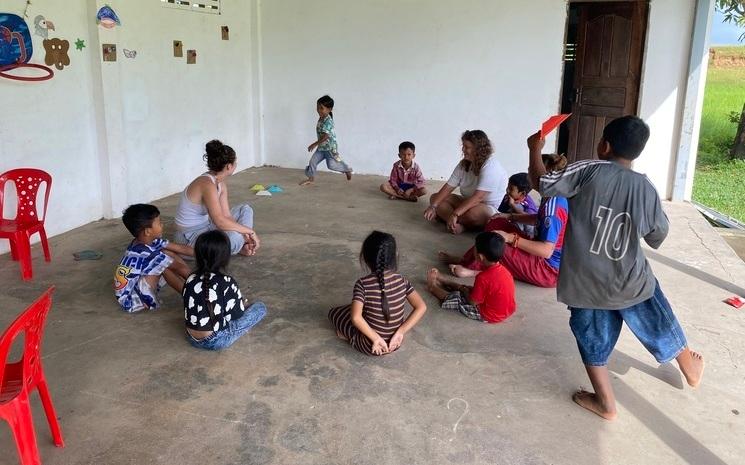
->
xmin=305 ymin=150 xmax=352 ymax=178
xmin=174 ymin=204 xmax=254 ymax=255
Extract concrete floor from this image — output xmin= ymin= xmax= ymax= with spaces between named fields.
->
xmin=1 ymin=167 xmax=744 ymax=465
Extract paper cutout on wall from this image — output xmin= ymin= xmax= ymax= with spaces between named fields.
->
xmin=96 ymin=5 xmax=121 ymax=29
xmin=221 ymin=26 xmax=229 ymax=40
xmin=173 ymin=40 xmax=183 ymax=57
xmin=187 ymin=49 xmax=196 ymax=64
xmin=33 ymin=15 xmax=55 ymax=39
xmin=0 ymin=13 xmax=54 ymax=81
xmin=102 ymin=43 xmax=116 ymax=62
xmin=123 ymin=48 xmax=136 ymax=59
xmin=74 ymin=38 xmax=85 ymax=51
xmin=43 ymin=38 xmax=69 ymax=70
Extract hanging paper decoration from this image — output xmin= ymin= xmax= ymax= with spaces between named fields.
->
xmin=33 ymin=15 xmax=55 ymax=39
xmin=96 ymin=5 xmax=121 ymax=29
xmin=0 ymin=12 xmax=54 ymax=81
xmin=74 ymin=38 xmax=85 ymax=51
xmin=43 ymin=38 xmax=69 ymax=70
xmin=123 ymin=48 xmax=136 ymax=59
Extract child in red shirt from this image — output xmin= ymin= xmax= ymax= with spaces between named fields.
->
xmin=426 ymin=232 xmax=515 ymax=323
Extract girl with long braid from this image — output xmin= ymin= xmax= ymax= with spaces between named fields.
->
xmin=328 ymin=231 xmax=427 ymax=355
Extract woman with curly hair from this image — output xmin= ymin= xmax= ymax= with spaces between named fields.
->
xmin=424 ymin=130 xmax=508 ymax=234
xmin=174 ymin=140 xmax=260 ymax=256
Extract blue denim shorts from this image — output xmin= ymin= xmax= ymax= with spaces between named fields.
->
xmin=569 ymin=282 xmax=687 ymax=366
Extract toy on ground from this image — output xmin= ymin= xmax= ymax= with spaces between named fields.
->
xmin=249 ymin=184 xmax=265 ymax=192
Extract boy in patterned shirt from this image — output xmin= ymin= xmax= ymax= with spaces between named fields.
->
xmin=114 ymin=204 xmax=193 ymax=312
xmin=380 ymin=141 xmax=427 ymax=201
xmin=528 ymin=116 xmax=704 ymax=420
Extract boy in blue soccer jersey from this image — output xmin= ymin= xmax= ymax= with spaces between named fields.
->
xmin=527 ymin=116 xmax=704 ymax=420
xmin=114 ymin=204 xmax=193 ymax=312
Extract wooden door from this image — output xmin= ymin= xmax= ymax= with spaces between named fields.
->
xmin=566 ymin=1 xmax=648 ymax=162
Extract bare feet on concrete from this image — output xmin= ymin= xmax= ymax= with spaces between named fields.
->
xmin=572 ymin=390 xmax=618 ymax=421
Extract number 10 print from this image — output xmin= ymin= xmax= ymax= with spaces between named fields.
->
xmin=590 ymin=206 xmax=632 ymax=261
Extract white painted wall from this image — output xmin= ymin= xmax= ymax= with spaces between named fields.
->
xmin=259 ymin=0 xmax=568 ymax=183
xmin=635 ymin=0 xmax=696 ymax=199
xmin=0 ymin=0 xmax=259 ymax=255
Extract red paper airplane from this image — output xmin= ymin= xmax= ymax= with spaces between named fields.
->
xmin=541 ymin=114 xmax=572 ymax=138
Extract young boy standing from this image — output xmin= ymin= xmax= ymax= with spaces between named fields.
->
xmin=380 ymin=141 xmax=427 ymax=201
xmin=527 ymin=116 xmax=704 ymax=420
xmin=427 ymin=232 xmax=516 ymax=323
xmin=114 ymin=204 xmax=193 ymax=312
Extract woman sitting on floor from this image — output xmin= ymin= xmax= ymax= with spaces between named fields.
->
xmin=174 ymin=140 xmax=260 ymax=256
xmin=423 ymin=130 xmax=508 ymax=234
xmin=440 ymin=154 xmax=569 ymax=288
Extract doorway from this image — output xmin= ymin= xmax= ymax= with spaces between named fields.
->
xmin=558 ymin=1 xmax=649 ymax=162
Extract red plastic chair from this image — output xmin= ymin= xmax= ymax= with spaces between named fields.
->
xmin=0 ymin=169 xmax=52 ymax=281
xmin=0 ymin=287 xmax=64 ymax=465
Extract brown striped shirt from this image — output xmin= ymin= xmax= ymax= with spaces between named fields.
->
xmin=352 ymin=272 xmax=414 ymax=344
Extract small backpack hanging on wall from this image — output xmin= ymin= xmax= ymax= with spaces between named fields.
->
xmin=0 ymin=12 xmax=53 ymax=81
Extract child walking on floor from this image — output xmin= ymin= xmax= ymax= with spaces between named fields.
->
xmin=528 ymin=116 xmax=704 ymax=420
xmin=182 ymin=230 xmax=266 ymax=350
xmin=114 ymin=204 xmax=193 ymax=313
xmin=300 ymin=95 xmax=353 ymax=185
xmin=427 ymin=232 xmax=516 ymax=323
xmin=328 ymin=231 xmax=427 ymax=355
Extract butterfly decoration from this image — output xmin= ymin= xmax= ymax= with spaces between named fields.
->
xmin=123 ymin=48 xmax=136 ymax=59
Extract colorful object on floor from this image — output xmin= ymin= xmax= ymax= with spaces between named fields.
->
xmin=249 ymin=184 xmax=265 ymax=191
xmin=96 ymin=5 xmax=121 ymax=29
xmin=43 ymin=38 xmax=69 ymax=70
xmin=0 ymin=168 xmax=52 ymax=281
xmin=255 ymin=190 xmax=272 ymax=196
xmin=74 ymin=38 xmax=85 ymax=51
xmin=267 ymin=184 xmax=284 ymax=194
xmin=725 ymin=295 xmax=744 ymax=309
xmin=0 ymin=13 xmax=54 ymax=81
xmin=73 ymin=250 xmax=102 ymax=261
xmin=540 ymin=113 xmax=572 ymax=138
xmin=33 ymin=15 xmax=55 ymax=39
xmin=0 ymin=287 xmax=65 ymax=465
xmin=123 ymin=48 xmax=136 ymax=59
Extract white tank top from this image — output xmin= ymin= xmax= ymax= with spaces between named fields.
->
xmin=174 ymin=173 xmax=221 ymax=229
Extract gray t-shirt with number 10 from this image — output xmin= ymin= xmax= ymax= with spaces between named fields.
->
xmin=539 ymin=160 xmax=669 ymax=310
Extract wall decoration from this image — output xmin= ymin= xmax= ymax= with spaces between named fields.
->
xmin=186 ymin=49 xmax=196 ymax=64
xmin=43 ymin=38 xmax=69 ymax=70
xmin=123 ymin=48 xmax=136 ymax=59
xmin=102 ymin=43 xmax=116 ymax=62
xmin=173 ymin=40 xmax=182 ymax=57
xmin=32 ymin=15 xmax=54 ymax=39
xmin=0 ymin=12 xmax=54 ymax=81
xmin=221 ymin=26 xmax=229 ymax=40
xmin=96 ymin=5 xmax=121 ymax=29
xmin=74 ymin=38 xmax=85 ymax=51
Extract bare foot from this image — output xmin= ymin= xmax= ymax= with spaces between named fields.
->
xmin=679 ymin=350 xmax=705 ymax=388
xmin=336 ymin=329 xmax=348 ymax=341
xmin=438 ymin=251 xmax=462 ymax=265
xmin=388 ymin=195 xmax=398 ymax=200
xmin=345 ymin=172 xmax=353 ymax=181
xmin=572 ymin=390 xmax=617 ymax=421
xmin=238 ymin=243 xmax=253 ymax=256
xmin=450 ymin=223 xmax=465 ymax=235
xmin=426 ymin=268 xmax=440 ymax=291
xmin=299 ymin=179 xmax=314 ymax=186
xmin=406 ymin=194 xmax=418 ymax=202
xmin=449 ymin=264 xmax=477 ymax=278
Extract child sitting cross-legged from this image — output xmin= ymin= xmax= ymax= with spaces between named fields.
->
xmin=183 ymin=230 xmax=266 ymax=350
xmin=427 ymin=232 xmax=516 ymax=323
xmin=328 ymin=231 xmax=427 ymax=355
xmin=379 ymin=141 xmax=427 ymax=201
xmin=114 ymin=204 xmax=193 ymax=312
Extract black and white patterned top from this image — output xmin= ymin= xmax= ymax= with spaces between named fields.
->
xmin=182 ymin=272 xmax=245 ymax=332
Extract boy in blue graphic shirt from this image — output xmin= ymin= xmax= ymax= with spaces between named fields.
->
xmin=114 ymin=204 xmax=193 ymax=312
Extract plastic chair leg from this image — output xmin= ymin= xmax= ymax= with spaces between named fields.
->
xmin=38 ymin=228 xmax=51 ymax=262
xmin=16 ymin=234 xmax=33 ymax=281
xmin=9 ymin=238 xmax=19 ymax=261
xmin=7 ymin=393 xmax=42 ymax=465
xmin=37 ymin=378 xmax=64 ymax=447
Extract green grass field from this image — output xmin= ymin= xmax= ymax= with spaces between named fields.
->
xmin=693 ymin=46 xmax=745 ymax=222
